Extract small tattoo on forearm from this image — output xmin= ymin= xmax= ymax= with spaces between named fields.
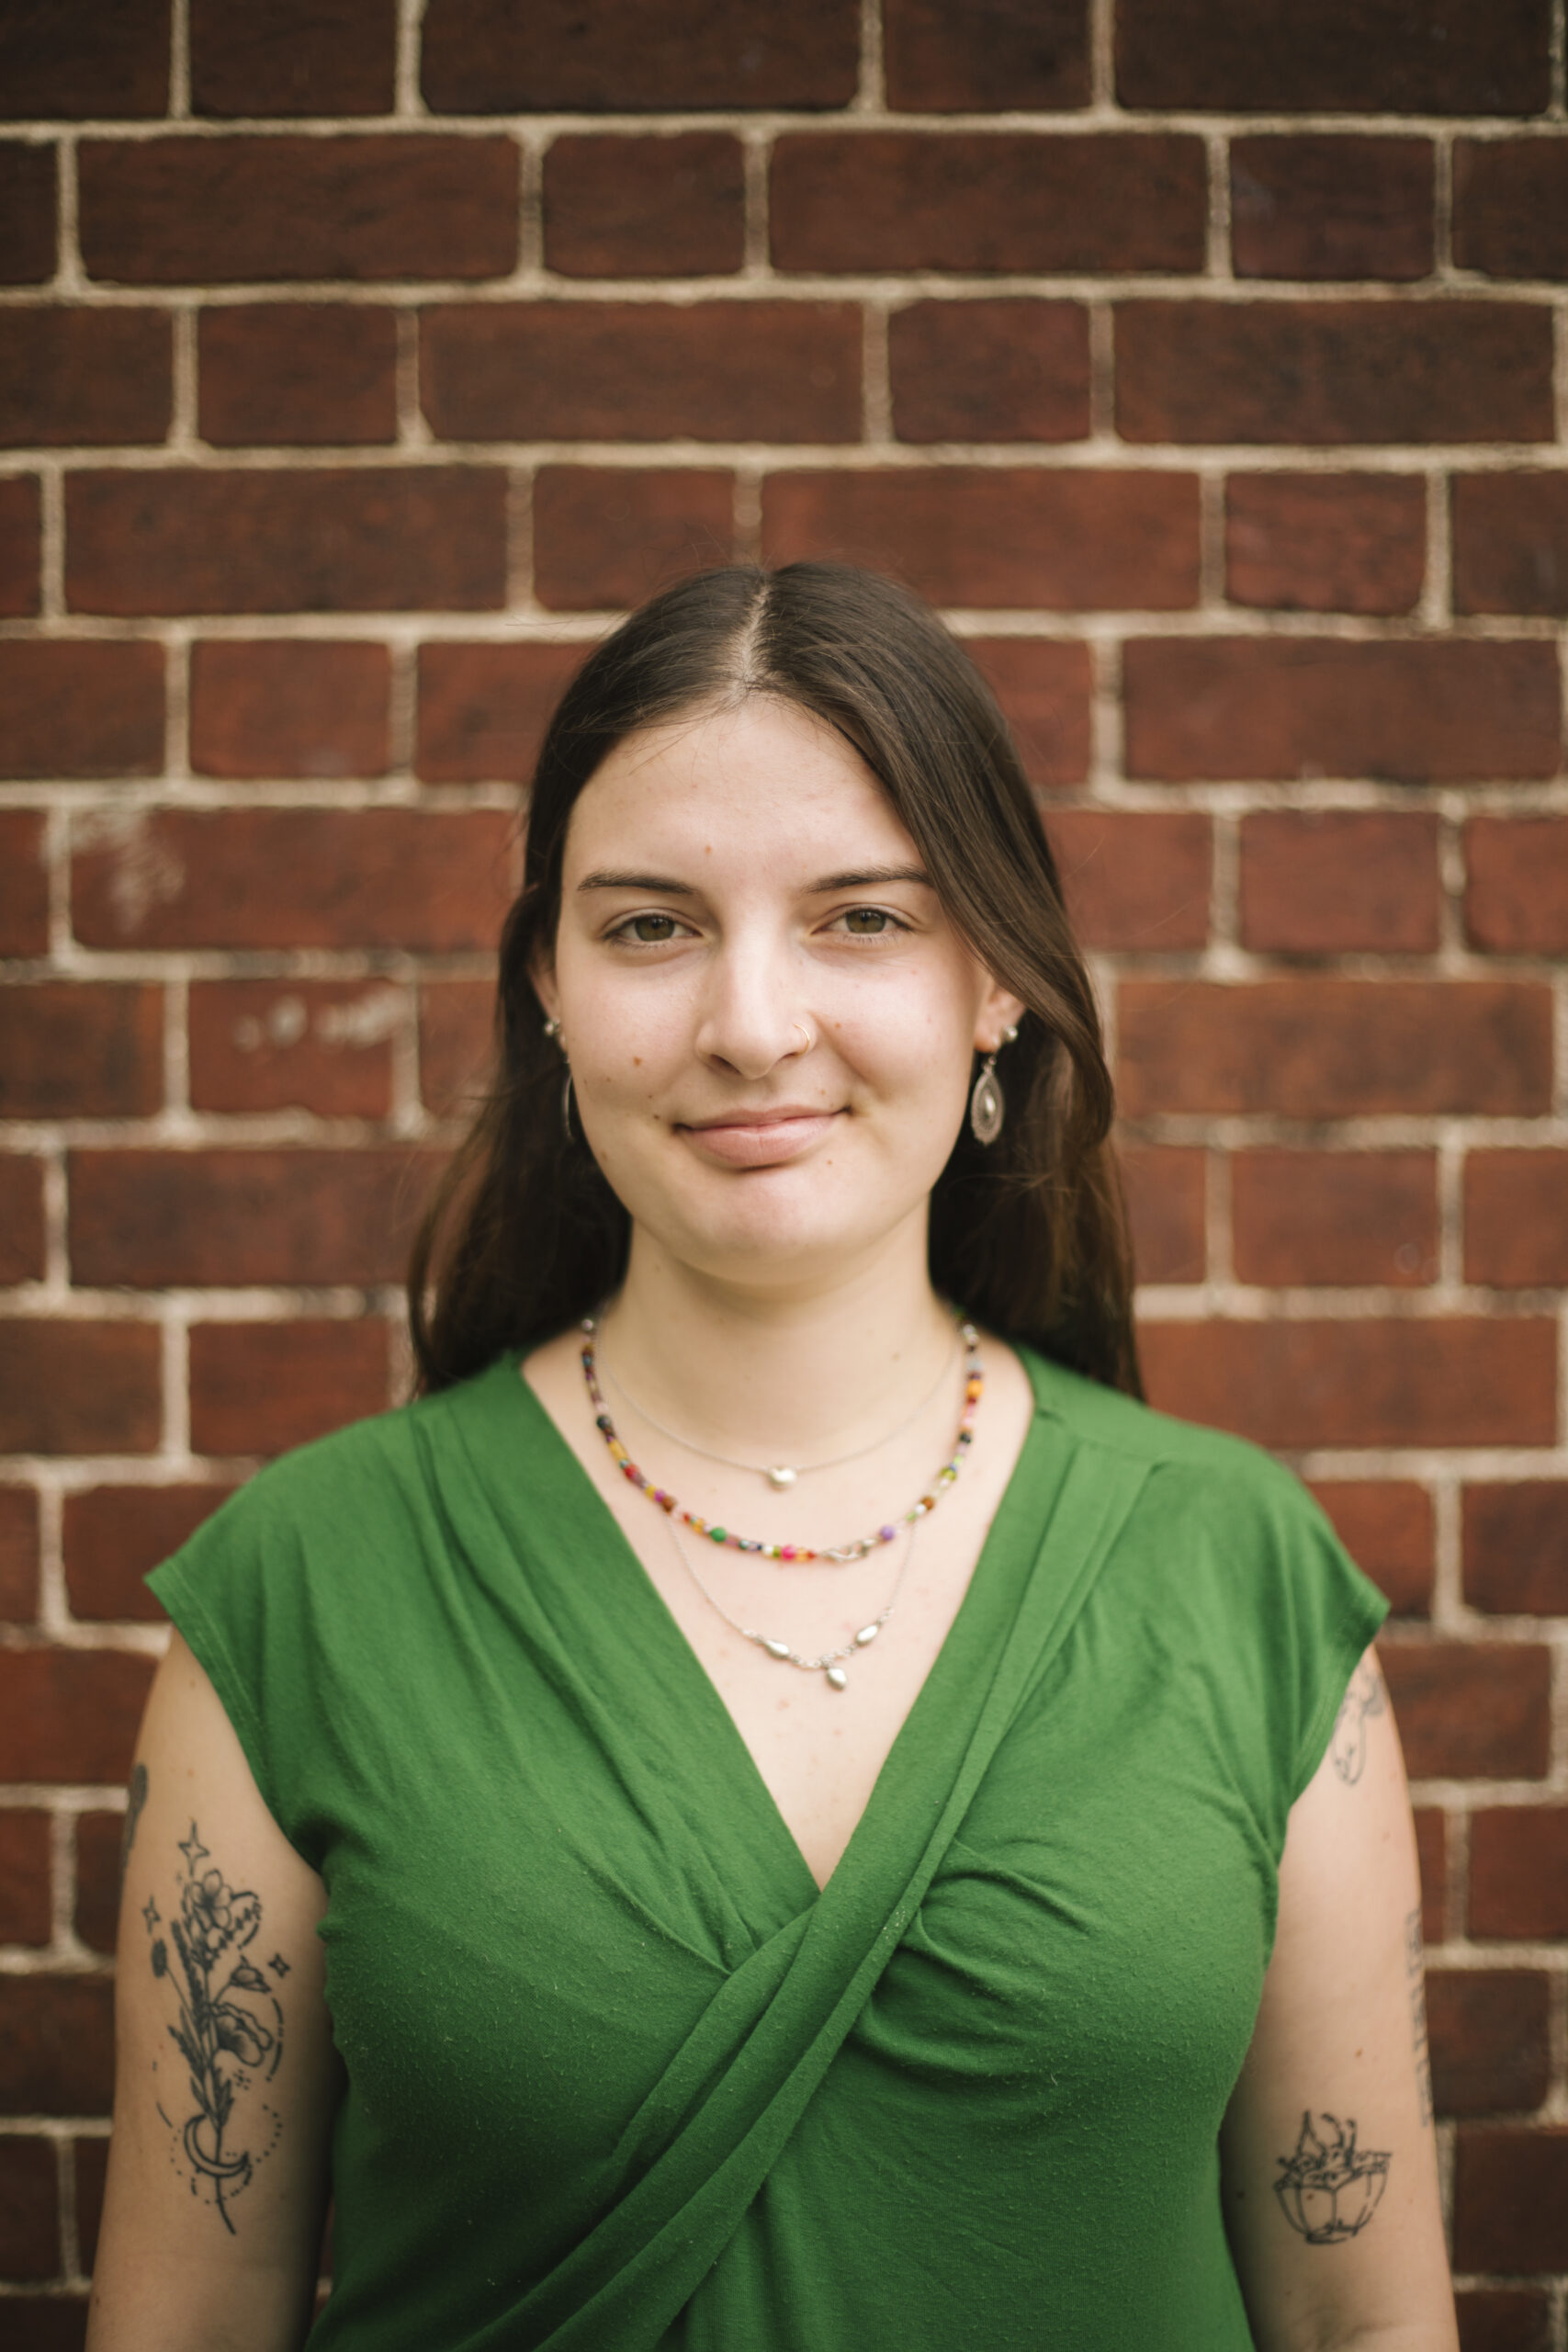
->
xmin=1405 ymin=1905 xmax=1434 ymax=2128
xmin=1330 ymin=1660 xmax=1386 ymax=1785
xmin=118 ymin=1761 xmax=148 ymax=1889
xmin=1275 ymin=2111 xmax=1392 ymax=2244
xmin=143 ymin=1819 xmax=288 ymax=2233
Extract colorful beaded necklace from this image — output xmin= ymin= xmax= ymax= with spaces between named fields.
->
xmin=580 ymin=1316 xmax=983 ymax=1566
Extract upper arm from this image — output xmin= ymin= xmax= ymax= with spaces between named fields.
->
xmin=1220 ymin=1645 xmax=1458 ymax=2352
xmin=88 ymin=1632 xmax=342 ymax=2352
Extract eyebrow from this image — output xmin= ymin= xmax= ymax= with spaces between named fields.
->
xmin=575 ymin=864 xmax=934 ymax=896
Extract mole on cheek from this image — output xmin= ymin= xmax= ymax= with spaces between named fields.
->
xmin=633 ymin=1056 xmax=642 ymax=1067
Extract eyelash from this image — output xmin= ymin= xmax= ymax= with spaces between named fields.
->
xmin=604 ymin=907 xmax=911 ymax=946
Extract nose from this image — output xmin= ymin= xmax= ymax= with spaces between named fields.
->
xmin=692 ymin=933 xmax=810 ymax=1080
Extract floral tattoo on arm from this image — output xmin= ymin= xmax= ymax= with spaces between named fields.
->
xmin=1275 ymin=2111 xmax=1392 ymax=2245
xmin=143 ymin=1815 xmax=288 ymax=2232
xmin=1330 ymin=1658 xmax=1386 ymax=1786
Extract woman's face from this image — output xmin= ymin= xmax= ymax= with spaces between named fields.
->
xmin=536 ymin=695 xmax=1024 ymax=1292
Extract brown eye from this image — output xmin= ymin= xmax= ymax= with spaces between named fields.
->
xmin=628 ymin=914 xmax=679 ymax=942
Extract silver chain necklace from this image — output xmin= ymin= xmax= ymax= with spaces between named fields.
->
xmin=667 ymin=1510 xmax=917 ymax=1693
xmin=598 ymin=1322 xmax=962 ymax=1492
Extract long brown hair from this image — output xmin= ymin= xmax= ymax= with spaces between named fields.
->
xmin=408 ymin=561 xmax=1141 ymax=1397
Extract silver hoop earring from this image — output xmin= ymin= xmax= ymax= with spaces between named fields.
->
xmin=561 ymin=1068 xmax=576 ymax=1144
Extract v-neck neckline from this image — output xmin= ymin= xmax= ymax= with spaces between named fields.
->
xmin=488 ymin=1346 xmax=1061 ymax=1907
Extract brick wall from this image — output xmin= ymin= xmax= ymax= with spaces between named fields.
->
xmin=1 ymin=1 xmax=1565 ymax=2340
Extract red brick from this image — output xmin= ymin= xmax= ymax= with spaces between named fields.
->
xmin=1116 ymin=0 xmax=1550 ymax=111
xmin=423 ymin=300 xmax=861 ymax=446
xmin=0 ymin=1812 xmax=51 ymax=1943
xmin=1046 ymin=809 xmax=1211 ymax=951
xmin=1465 ymin=818 xmax=1568 ymax=954
xmin=884 ymin=0 xmax=1089 ymax=109
xmin=66 ymin=467 xmax=506 ymax=616
xmin=0 ymin=983 xmax=162 ymax=1120
xmin=889 ymin=301 xmax=1090 ymax=445
xmin=1118 ymin=980 xmax=1551 ymax=1119
xmin=0 ymin=1484 xmax=39 ymax=1620
xmin=1115 ymin=301 xmax=1554 ymax=447
xmin=0 ymin=1156 xmax=46 ymax=1284
xmin=74 ymin=2139 xmax=108 ymax=2273
xmin=0 ymin=142 xmax=55 ymax=283
xmin=0 ymin=1321 xmax=161 ymax=1456
xmin=0 ymin=641 xmax=164 ymax=778
xmin=72 ymin=808 xmax=513 ymax=953
xmin=190 ymin=1318 xmax=391 ymax=1455
xmin=771 ymin=133 xmax=1206 ymax=276
xmin=1414 ymin=1808 xmax=1446 ymax=1943
xmin=762 ymin=469 xmax=1200 ymax=613
xmin=197 ymin=305 xmax=397 ymax=447
xmin=421 ymin=0 xmax=857 ymax=110
xmin=1465 ymin=1154 xmax=1568 ymax=1289
xmin=1427 ymin=1971 xmax=1549 ymax=2117
xmin=1464 ymin=1485 xmax=1568 ymax=1617
xmin=1453 ymin=474 xmax=1568 ymax=617
xmin=1225 ymin=473 xmax=1426 ymax=616
xmin=419 ymin=979 xmax=494 ymax=1116
xmin=64 ymin=1483 xmax=232 ymax=1623
xmin=1238 ymin=810 xmax=1440 ymax=955
xmin=1231 ymin=137 xmax=1433 ymax=281
xmin=0 ymin=309 xmax=171 ymax=447
xmin=1455 ymin=2290 xmax=1552 ymax=2352
xmin=1231 ymin=1150 xmax=1438 ymax=1289
xmin=0 ymin=1650 xmax=153 ymax=1783
xmin=0 ymin=473 xmax=41 ymax=614
xmin=80 ymin=135 xmax=517 ymax=285
xmin=73 ymin=1808 xmax=122 ymax=1959
xmin=1309 ymin=1481 xmax=1434 ymax=1618
xmin=0 ymin=2136 xmax=60 ymax=2276
xmin=542 ymin=134 xmax=744 ymax=277
xmin=1454 ymin=138 xmax=1568 ymax=281
xmin=533 ymin=467 xmax=735 ymax=611
xmin=189 ymin=640 xmax=391 ymax=777
xmin=1470 ymin=1810 xmax=1568 ymax=1939
xmin=191 ymin=0 xmax=395 ymax=116
xmin=0 ymin=1974 xmax=115 ymax=2112
xmin=0 ymin=2299 xmax=89 ymax=2352
xmin=1453 ymin=2127 xmax=1568 ymax=2274
xmin=1138 ymin=1318 xmax=1556 ymax=1451
xmin=69 ymin=1148 xmax=443 ymax=1289
xmin=0 ymin=0 xmax=169 ymax=119
xmin=1122 ymin=638 xmax=1560 ymax=784
xmin=1121 ymin=1145 xmax=1205 ymax=1285
xmin=959 ymin=639 xmax=1091 ymax=789
xmin=417 ymin=641 xmax=583 ymax=783
xmin=0 ymin=810 xmax=48 ymax=956
xmin=189 ymin=979 xmax=401 ymax=1119
xmin=1382 ymin=1642 xmax=1551 ymax=1780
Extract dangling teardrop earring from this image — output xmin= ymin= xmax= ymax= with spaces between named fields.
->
xmin=969 ymin=1023 xmax=1019 ymax=1148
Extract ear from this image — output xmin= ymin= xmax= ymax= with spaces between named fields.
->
xmin=974 ymin=981 xmax=1028 ymax=1057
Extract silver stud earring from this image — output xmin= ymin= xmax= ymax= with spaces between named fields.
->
xmin=969 ymin=1023 xmax=1019 ymax=1148
xmin=543 ymin=1016 xmax=561 ymax=1041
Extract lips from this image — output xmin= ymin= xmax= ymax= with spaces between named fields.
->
xmin=678 ymin=1109 xmax=840 ymax=1168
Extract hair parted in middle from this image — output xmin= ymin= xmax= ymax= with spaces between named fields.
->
xmin=408 ymin=560 xmax=1142 ymax=1401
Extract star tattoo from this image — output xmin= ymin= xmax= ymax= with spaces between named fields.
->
xmin=141 ymin=1895 xmax=161 ymax=1932
xmin=178 ymin=1823 xmax=210 ymax=1873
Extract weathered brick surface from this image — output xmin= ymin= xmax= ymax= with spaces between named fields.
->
xmin=1238 ymin=811 xmax=1440 ymax=955
xmin=0 ymin=306 xmax=170 ymax=447
xmin=0 ymin=641 xmax=164 ymax=778
xmin=1463 ymin=1485 xmax=1568 ymax=1619
xmin=0 ymin=143 xmax=56 ymax=284
xmin=66 ymin=468 xmax=507 ymax=616
xmin=197 ymin=305 xmax=398 ymax=447
xmin=1464 ymin=819 xmax=1568 ymax=954
xmin=80 ymin=136 xmax=518 ymax=284
xmin=189 ymin=640 xmax=391 ymax=777
xmin=418 ymin=978 xmax=495 ymax=1115
xmin=421 ymin=0 xmax=859 ymax=111
xmin=0 ymin=1651 xmax=154 ymax=1783
xmin=1122 ymin=638 xmax=1561 ymax=783
xmin=771 ymin=134 xmax=1207 ymax=275
xmin=0 ymin=2138 xmax=59 ymax=2277
xmin=73 ymin=1811 xmax=122 ymax=1959
xmin=423 ymin=301 xmax=862 ymax=445
xmin=2 ymin=2291 xmax=89 ymax=2350
xmin=1224 ymin=474 xmax=1426 ymax=616
xmin=1471 ymin=1812 xmax=1568 ymax=1939
xmin=63 ymin=1484 xmax=232 ymax=1622
xmin=1427 ymin=1971 xmax=1551 ymax=2117
xmin=1465 ymin=1154 xmax=1568 ymax=1289
xmin=0 ymin=475 xmax=41 ymax=615
xmin=190 ymin=0 xmax=397 ymax=118
xmin=1382 ymin=1642 xmax=1551 ymax=1780
xmin=189 ymin=1318 xmax=391 ymax=1454
xmin=1415 ymin=1811 xmax=1447 ymax=1944
xmin=1116 ymin=302 xmax=1555 ymax=447
xmin=1046 ymin=809 xmax=1211 ymax=951
xmin=0 ymin=1157 xmax=46 ymax=1285
xmin=1454 ymin=2131 xmax=1568 ymax=2275
xmin=884 ymin=0 xmax=1089 ymax=110
xmin=1230 ymin=1149 xmax=1438 ymax=1288
xmin=1453 ymin=139 xmax=1568 ymax=281
xmin=542 ymin=135 xmax=745 ymax=278
xmin=188 ymin=978 xmax=400 ymax=1117
xmin=0 ymin=0 xmax=170 ymax=119
xmin=0 ymin=1322 xmax=162 ymax=1456
xmin=1309 ymin=1481 xmax=1433 ymax=1617
xmin=1115 ymin=0 xmax=1551 ymax=113
xmin=1453 ymin=475 xmax=1568 ymax=616
xmin=0 ymin=1976 xmax=116 ymax=2113
xmin=1230 ymin=138 xmax=1434 ymax=281
xmin=416 ymin=641 xmax=586 ymax=782
xmin=888 ymin=301 xmax=1090 ymax=445
xmin=0 ymin=982 xmax=163 ymax=1119
xmin=1454 ymin=2290 xmax=1554 ymax=2352
xmin=0 ymin=1814 xmax=51 ymax=1945
xmin=0 ymin=810 xmax=49 ymax=954
xmin=0 ymin=1487 xmax=39 ymax=1623
xmin=1120 ymin=1144 xmax=1206 ymax=1285
xmin=960 ymin=639 xmax=1091 ymax=787
xmin=762 ymin=469 xmax=1200 ymax=611
xmin=533 ymin=468 xmax=736 ymax=609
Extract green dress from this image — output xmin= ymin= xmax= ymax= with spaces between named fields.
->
xmin=148 ymin=1342 xmax=1386 ymax=2351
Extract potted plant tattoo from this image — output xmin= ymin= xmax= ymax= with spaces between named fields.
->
xmin=144 ymin=1821 xmax=287 ymax=2232
xmin=1274 ymin=2111 xmax=1392 ymax=2245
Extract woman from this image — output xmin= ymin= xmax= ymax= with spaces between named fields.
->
xmin=90 ymin=563 xmax=1457 ymax=2350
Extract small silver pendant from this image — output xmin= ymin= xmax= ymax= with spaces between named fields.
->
xmin=825 ymin=1665 xmax=849 ymax=1691
xmin=766 ymin=1464 xmax=797 ymax=1490
xmin=761 ymin=1637 xmax=792 ymax=1660
xmin=853 ymin=1623 xmax=880 ymax=1647
xmin=969 ymin=1057 xmax=1004 ymax=1147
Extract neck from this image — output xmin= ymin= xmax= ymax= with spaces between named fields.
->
xmin=598 ymin=1220 xmax=961 ymax=1463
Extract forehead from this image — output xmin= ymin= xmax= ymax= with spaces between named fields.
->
xmin=562 ymin=696 xmax=915 ymax=865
